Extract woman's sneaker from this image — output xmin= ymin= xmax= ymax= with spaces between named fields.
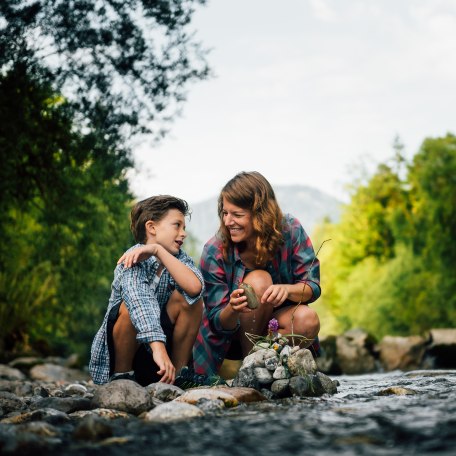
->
xmin=174 ymin=366 xmax=227 ymax=390
xmin=109 ymin=371 xmax=136 ymax=382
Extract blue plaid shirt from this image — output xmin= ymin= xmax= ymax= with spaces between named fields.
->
xmin=89 ymin=245 xmax=204 ymax=384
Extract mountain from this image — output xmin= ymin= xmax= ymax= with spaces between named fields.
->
xmin=186 ymin=185 xmax=342 ymax=256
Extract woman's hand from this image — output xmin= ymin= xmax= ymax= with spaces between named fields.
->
xmin=228 ymin=288 xmax=251 ymax=313
xmin=261 ymin=284 xmax=289 ymax=307
xmin=117 ymin=244 xmax=159 ymax=268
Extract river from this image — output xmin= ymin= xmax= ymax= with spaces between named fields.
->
xmin=51 ymin=370 xmax=456 ymax=456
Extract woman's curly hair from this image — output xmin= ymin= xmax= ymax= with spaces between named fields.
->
xmin=218 ymin=171 xmax=284 ymax=266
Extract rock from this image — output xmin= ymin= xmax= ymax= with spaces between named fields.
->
xmin=91 ymin=380 xmax=152 ymax=415
xmin=0 ymin=392 xmax=25 ymax=415
xmin=232 ymin=366 xmax=260 ymax=390
xmin=175 ymin=388 xmax=238 ymax=407
xmin=377 ymin=386 xmax=417 ymax=396
xmin=196 ymin=398 xmax=226 ymax=411
xmin=336 ymin=329 xmax=377 ymax=374
xmin=286 ymin=348 xmax=317 ymax=376
xmin=73 ymin=415 xmax=114 ymax=441
xmin=289 ymin=376 xmax=313 ymax=397
xmin=241 ymin=350 xmax=268 ymax=369
xmin=8 ymin=357 xmax=45 ymax=370
xmin=30 ymin=397 xmax=92 ymax=414
xmin=144 ymin=402 xmax=204 ymax=422
xmin=146 ymin=382 xmax=184 ymax=402
xmin=0 ymin=364 xmax=26 ymax=381
xmin=427 ymin=328 xmax=456 ymax=368
xmin=270 ymin=379 xmax=290 ymax=398
xmin=70 ymin=408 xmax=132 ymax=420
xmin=211 ymin=387 xmax=266 ymax=403
xmin=376 ymin=335 xmax=427 ymax=371
xmin=64 ymin=384 xmax=88 ymax=396
xmin=315 ymin=372 xmax=338 ymax=395
xmin=316 ymin=335 xmax=341 ymax=375
xmin=264 ymin=356 xmax=279 ymax=372
xmin=1 ymin=408 xmax=71 ymax=425
xmin=29 ymin=364 xmax=90 ymax=382
xmin=272 ymin=365 xmax=289 ymax=380
xmin=253 ymin=367 xmax=274 ymax=384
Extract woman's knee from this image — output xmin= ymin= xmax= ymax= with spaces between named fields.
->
xmin=242 ymin=270 xmax=273 ymax=296
xmin=294 ymin=306 xmax=320 ymax=338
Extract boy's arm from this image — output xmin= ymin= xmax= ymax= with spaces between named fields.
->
xmin=154 ymin=245 xmax=202 ymax=297
xmin=118 ymin=244 xmax=202 ymax=298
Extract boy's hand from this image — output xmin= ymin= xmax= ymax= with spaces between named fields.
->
xmin=118 ymin=244 xmax=159 ymax=268
xmin=150 ymin=341 xmax=175 ymax=384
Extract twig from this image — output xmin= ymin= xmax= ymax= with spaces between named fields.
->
xmin=290 ymin=238 xmax=331 ymax=346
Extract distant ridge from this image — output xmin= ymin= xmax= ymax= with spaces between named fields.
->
xmin=187 ymin=184 xmax=341 ymax=255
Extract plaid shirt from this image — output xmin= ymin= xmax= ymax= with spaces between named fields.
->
xmin=193 ymin=214 xmax=321 ymax=375
xmin=89 ymin=245 xmax=204 ymax=384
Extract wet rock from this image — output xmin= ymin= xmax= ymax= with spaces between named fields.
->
xmin=377 ymin=386 xmax=418 ymax=396
xmin=0 ymin=365 xmax=26 ymax=381
xmin=289 ymin=376 xmax=312 ymax=397
xmin=175 ymin=388 xmax=238 ymax=407
xmin=0 ymin=392 xmax=25 ymax=415
xmin=29 ymin=363 xmax=90 ymax=382
xmin=144 ymin=402 xmax=204 ymax=422
xmin=145 ymin=382 xmax=184 ymax=402
xmin=254 ymin=367 xmax=274 ymax=384
xmin=286 ymin=348 xmax=317 ymax=376
xmin=272 ymin=365 xmax=289 ymax=380
xmin=8 ymin=357 xmax=45 ymax=370
xmin=232 ymin=366 xmax=260 ymax=390
xmin=376 ymin=335 xmax=427 ymax=371
xmin=316 ymin=335 xmax=342 ymax=375
xmin=315 ymin=372 xmax=338 ymax=395
xmin=336 ymin=329 xmax=377 ymax=374
xmin=427 ymin=328 xmax=456 ymax=368
xmin=196 ymin=398 xmax=226 ymax=412
xmin=91 ymin=380 xmax=152 ymax=415
xmin=271 ymin=379 xmax=290 ymax=398
xmin=213 ymin=386 xmax=266 ymax=403
xmin=30 ymin=396 xmax=92 ymax=414
xmin=1 ymin=408 xmax=71 ymax=425
xmin=16 ymin=420 xmax=60 ymax=437
xmin=264 ymin=356 xmax=279 ymax=371
xmin=73 ymin=415 xmax=114 ymax=441
xmin=64 ymin=384 xmax=88 ymax=396
xmin=70 ymin=408 xmax=133 ymax=420
xmin=34 ymin=386 xmax=50 ymax=398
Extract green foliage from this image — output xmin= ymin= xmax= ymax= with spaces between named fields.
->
xmin=315 ymin=134 xmax=456 ymax=337
xmin=0 ymin=66 xmax=132 ymax=360
xmin=0 ymin=0 xmax=210 ymax=142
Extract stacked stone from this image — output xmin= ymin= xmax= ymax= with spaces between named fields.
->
xmin=232 ymin=346 xmax=338 ymax=399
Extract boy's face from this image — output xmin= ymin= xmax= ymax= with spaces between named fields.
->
xmin=149 ymin=208 xmax=186 ymax=255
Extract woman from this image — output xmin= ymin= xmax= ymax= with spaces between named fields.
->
xmin=193 ymin=171 xmax=321 ymax=376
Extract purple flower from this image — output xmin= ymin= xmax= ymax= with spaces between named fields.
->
xmin=268 ymin=318 xmax=279 ymax=333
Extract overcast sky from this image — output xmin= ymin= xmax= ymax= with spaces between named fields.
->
xmin=128 ymin=0 xmax=456 ymax=205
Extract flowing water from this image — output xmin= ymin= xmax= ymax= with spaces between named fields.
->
xmin=60 ymin=370 xmax=456 ymax=456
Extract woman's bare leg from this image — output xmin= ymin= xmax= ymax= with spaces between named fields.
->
xmin=273 ymin=304 xmax=320 ymax=348
xmin=238 ymin=270 xmax=274 ymax=356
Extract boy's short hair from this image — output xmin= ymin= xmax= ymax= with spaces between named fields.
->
xmin=130 ymin=195 xmax=190 ymax=243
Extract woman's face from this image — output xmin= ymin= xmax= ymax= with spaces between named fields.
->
xmin=222 ymin=197 xmax=254 ymax=244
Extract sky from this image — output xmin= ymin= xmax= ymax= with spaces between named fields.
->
xmin=129 ymin=0 xmax=456 ymax=205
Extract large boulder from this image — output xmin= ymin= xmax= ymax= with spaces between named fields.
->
xmin=336 ymin=329 xmax=377 ymax=374
xmin=426 ymin=329 xmax=456 ymax=368
xmin=376 ymin=335 xmax=427 ymax=371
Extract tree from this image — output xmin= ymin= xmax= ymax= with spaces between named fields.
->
xmin=0 ymin=0 xmax=210 ymax=142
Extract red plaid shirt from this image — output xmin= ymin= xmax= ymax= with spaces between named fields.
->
xmin=192 ymin=214 xmax=321 ymax=375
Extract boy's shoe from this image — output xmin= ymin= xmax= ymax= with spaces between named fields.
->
xmin=174 ymin=366 xmax=227 ymax=390
xmin=109 ymin=371 xmax=136 ymax=382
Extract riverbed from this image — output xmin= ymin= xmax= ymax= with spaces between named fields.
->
xmin=52 ymin=370 xmax=456 ymax=456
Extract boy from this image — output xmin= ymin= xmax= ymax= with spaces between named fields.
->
xmin=89 ymin=195 xmax=204 ymax=386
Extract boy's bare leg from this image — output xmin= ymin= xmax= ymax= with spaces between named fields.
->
xmin=166 ymin=290 xmax=203 ymax=372
xmin=112 ymin=301 xmax=138 ymax=372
